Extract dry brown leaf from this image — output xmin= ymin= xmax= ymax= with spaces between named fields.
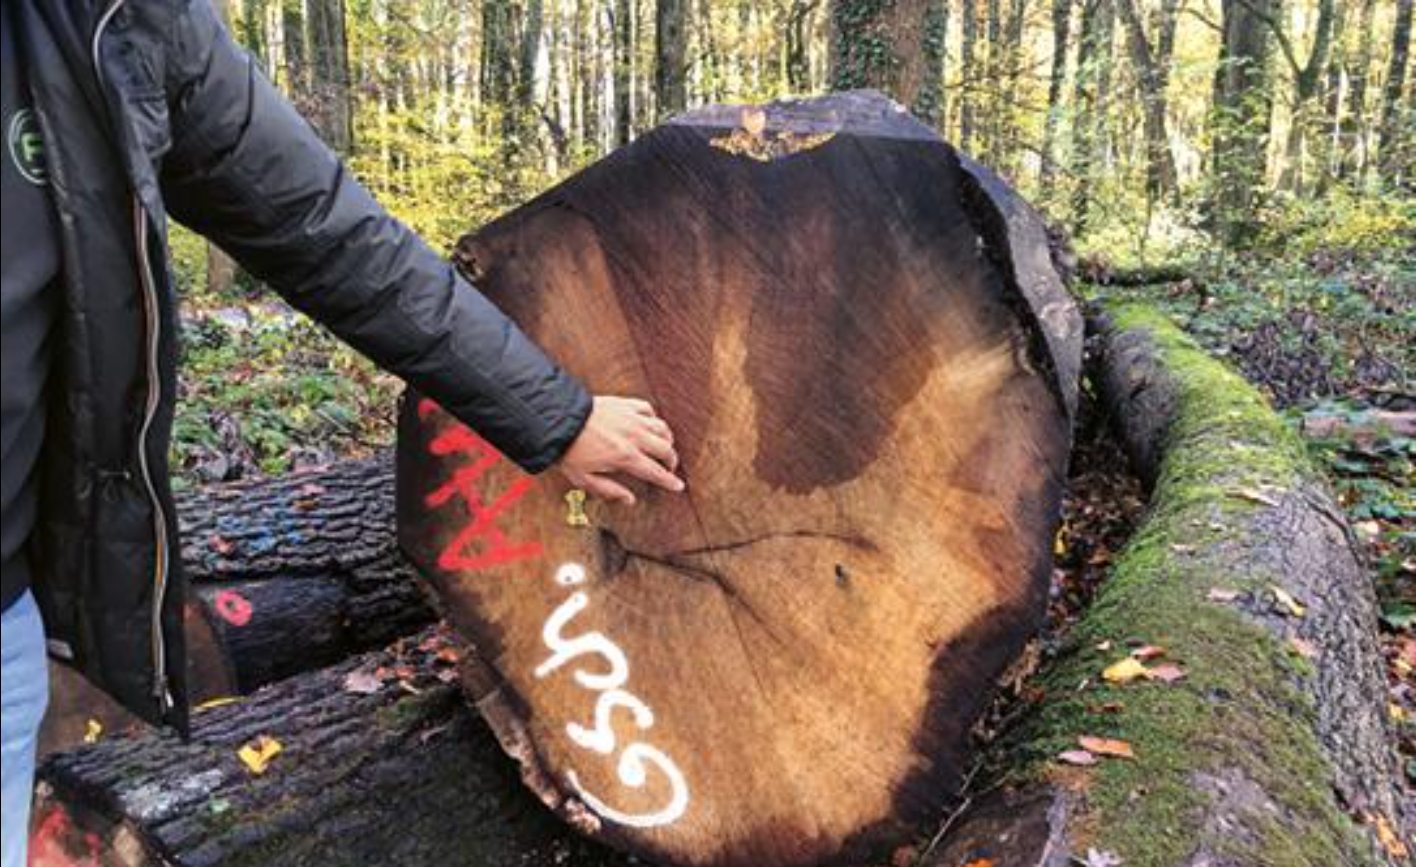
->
xmin=1148 ymin=663 xmax=1187 ymax=683
xmin=1057 ymin=749 xmax=1099 ymax=767
xmin=1130 ymin=645 xmax=1167 ymax=661
xmin=1369 ymin=812 xmax=1411 ymax=860
xmin=1078 ymin=735 xmax=1135 ymax=759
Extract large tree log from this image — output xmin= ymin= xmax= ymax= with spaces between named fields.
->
xmin=925 ymin=304 xmax=1411 ymax=867
xmin=29 ymin=627 xmax=625 ymax=867
xmin=397 ymin=91 xmax=1082 ymax=867
xmin=40 ymin=457 xmax=436 ymax=756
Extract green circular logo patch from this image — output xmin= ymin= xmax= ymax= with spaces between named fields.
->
xmin=8 ymin=108 xmax=49 ymax=186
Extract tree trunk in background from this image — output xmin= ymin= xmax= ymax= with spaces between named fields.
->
xmin=959 ymin=0 xmax=978 ymax=149
xmin=1210 ymin=0 xmax=1276 ymax=247
xmin=613 ymin=0 xmax=635 ymax=145
xmin=1071 ymin=0 xmax=1114 ymax=234
xmin=785 ymin=0 xmax=821 ymax=93
xmin=306 ymin=0 xmax=353 ymax=155
xmin=655 ymin=0 xmax=690 ymax=117
xmin=1339 ymin=0 xmax=1377 ymax=180
xmin=1379 ymin=0 xmax=1414 ymax=186
xmin=240 ymin=0 xmax=268 ymax=61
xmin=1040 ymin=0 xmax=1073 ymax=186
xmin=1116 ymin=0 xmax=1179 ymax=208
xmin=281 ymin=0 xmax=308 ymax=101
xmin=827 ymin=0 xmax=948 ymax=124
xmin=1277 ymin=0 xmax=1338 ymax=192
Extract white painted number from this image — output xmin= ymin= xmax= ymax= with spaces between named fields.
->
xmin=535 ymin=563 xmax=690 ymax=828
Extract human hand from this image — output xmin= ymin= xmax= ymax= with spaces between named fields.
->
xmin=557 ymin=396 xmax=684 ymax=505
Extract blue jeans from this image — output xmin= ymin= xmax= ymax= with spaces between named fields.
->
xmin=1 ymin=591 xmax=48 ymax=867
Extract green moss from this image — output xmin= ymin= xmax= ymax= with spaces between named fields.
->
xmin=996 ymin=304 xmax=1374 ymax=865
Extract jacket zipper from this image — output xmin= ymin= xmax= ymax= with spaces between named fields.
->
xmin=93 ymin=0 xmax=174 ymax=715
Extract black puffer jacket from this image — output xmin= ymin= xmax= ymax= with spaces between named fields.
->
xmin=13 ymin=0 xmax=591 ymax=733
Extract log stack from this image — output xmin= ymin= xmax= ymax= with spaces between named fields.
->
xmin=34 ymin=92 xmax=1103 ymax=867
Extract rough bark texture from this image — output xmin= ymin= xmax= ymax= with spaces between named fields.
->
xmin=40 ymin=457 xmax=435 ymax=756
xmin=29 ymin=628 xmax=627 ymax=867
xmin=925 ymin=304 xmax=1410 ymax=867
xmin=399 ymin=91 xmax=1081 ymax=867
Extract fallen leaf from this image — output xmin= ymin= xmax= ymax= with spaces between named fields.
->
xmin=343 ymin=669 xmax=383 ymax=694
xmin=1057 ymin=749 xmax=1099 ymax=766
xmin=962 ymin=859 xmax=997 ymax=867
xmin=1288 ymin=637 xmax=1318 ymax=659
xmin=1270 ymin=585 xmax=1307 ymax=618
xmin=1130 ymin=645 xmax=1167 ymax=661
xmin=208 ymin=534 xmax=234 ymax=555
xmin=1095 ymin=640 xmax=1114 ymax=652
xmin=238 ymin=735 xmax=283 ymax=775
xmin=1103 ymin=657 xmax=1150 ymax=684
xmin=1369 ymin=813 xmax=1410 ymax=860
xmin=1207 ymin=587 xmax=1241 ymax=603
xmin=1078 ymin=735 xmax=1135 ymax=759
xmin=297 ymin=482 xmax=326 ymax=498
xmin=1148 ymin=663 xmax=1187 ymax=683
xmin=195 ymin=696 xmax=239 ymax=711
xmin=1232 ymin=487 xmax=1279 ymax=507
xmin=435 ymin=646 xmax=462 ymax=665
xmin=84 ymin=719 xmax=103 ymax=744
xmin=1075 ymin=849 xmax=1124 ymax=867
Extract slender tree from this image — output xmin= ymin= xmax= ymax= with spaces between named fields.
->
xmin=655 ymin=0 xmax=691 ymax=116
xmin=1071 ymin=0 xmax=1115 ymax=233
xmin=1379 ymin=0 xmax=1414 ymax=185
xmin=1116 ymin=0 xmax=1180 ymax=205
xmin=306 ymin=0 xmax=353 ymax=155
xmin=1210 ymin=0 xmax=1277 ymax=246
xmin=1040 ymin=0 xmax=1073 ymax=186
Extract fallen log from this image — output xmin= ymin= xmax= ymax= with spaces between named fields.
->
xmin=925 ymin=304 xmax=1411 ymax=867
xmin=29 ymin=627 xmax=625 ymax=867
xmin=40 ymin=456 xmax=436 ymax=755
xmin=397 ymin=90 xmax=1082 ymax=867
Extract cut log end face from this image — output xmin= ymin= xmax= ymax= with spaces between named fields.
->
xmin=397 ymin=93 xmax=1074 ymax=867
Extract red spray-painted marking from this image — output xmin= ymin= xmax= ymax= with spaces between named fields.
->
xmin=420 ymin=400 xmax=544 ymax=572
xmin=29 ymin=804 xmax=102 ymax=867
xmin=212 ymin=589 xmax=253 ymax=627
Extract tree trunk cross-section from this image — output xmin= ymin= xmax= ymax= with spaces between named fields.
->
xmin=396 ymin=91 xmax=1082 ymax=867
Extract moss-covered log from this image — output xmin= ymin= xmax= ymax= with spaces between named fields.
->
xmin=40 ymin=457 xmax=436 ymax=756
xmin=926 ymin=304 xmax=1411 ymax=867
xmin=29 ymin=628 xmax=627 ymax=867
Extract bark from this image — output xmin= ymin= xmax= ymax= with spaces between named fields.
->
xmin=784 ymin=0 xmax=822 ymax=93
xmin=654 ymin=0 xmax=690 ymax=117
xmin=1339 ymin=0 xmax=1378 ymax=180
xmin=1210 ymin=0 xmax=1276 ymax=247
xmin=39 ymin=458 xmax=436 ymax=756
xmin=1379 ymin=0 xmax=1415 ymax=185
xmin=959 ymin=0 xmax=979 ymax=148
xmin=29 ymin=629 xmax=628 ymax=867
xmin=828 ymin=0 xmax=947 ymax=124
xmin=304 ymin=0 xmax=353 ymax=154
xmin=1040 ymin=0 xmax=1073 ymax=186
xmin=1274 ymin=0 xmax=1339 ymax=192
xmin=405 ymin=91 xmax=1082 ymax=867
xmin=924 ymin=305 xmax=1410 ymax=866
xmin=1115 ymin=0 xmax=1180 ymax=206
xmin=613 ymin=0 xmax=635 ymax=145
xmin=1071 ymin=0 xmax=1115 ymax=234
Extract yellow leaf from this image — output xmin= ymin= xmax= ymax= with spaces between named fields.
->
xmin=1370 ymin=813 xmax=1411 ymax=860
xmin=83 ymin=719 xmax=103 ymax=744
xmin=741 ymin=107 xmax=767 ymax=137
xmin=1102 ymin=657 xmax=1150 ymax=684
xmin=238 ymin=735 xmax=283 ymax=775
xmin=196 ymin=696 xmax=239 ymax=711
